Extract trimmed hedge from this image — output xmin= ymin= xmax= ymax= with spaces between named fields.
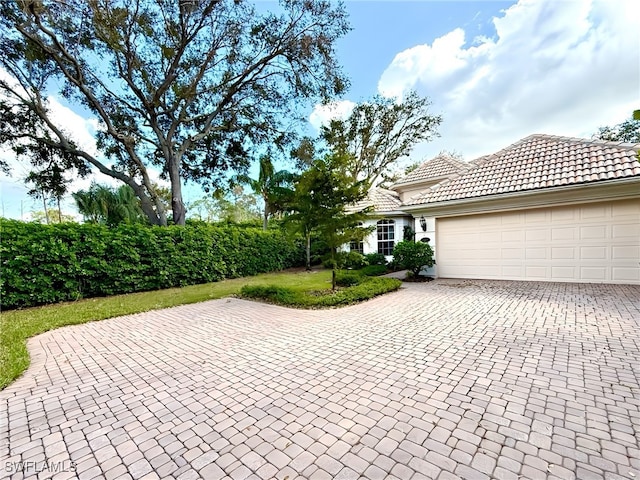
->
xmin=0 ymin=219 xmax=303 ymax=309
xmin=360 ymin=264 xmax=388 ymax=277
xmin=240 ymin=276 xmax=402 ymax=308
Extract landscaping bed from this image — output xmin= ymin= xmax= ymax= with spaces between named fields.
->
xmin=239 ymin=271 xmax=401 ymax=308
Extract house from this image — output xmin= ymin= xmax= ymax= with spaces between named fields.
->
xmin=352 ymin=134 xmax=640 ymax=284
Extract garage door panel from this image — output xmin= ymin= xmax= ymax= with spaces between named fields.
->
xmin=502 ymin=248 xmax=524 ymax=259
xmin=551 ymin=227 xmax=575 ymax=241
xmin=552 ymin=266 xmax=576 ymax=279
xmin=581 ymin=205 xmax=608 ymax=219
xmin=502 ymin=265 xmax=524 ymax=277
xmin=581 ymin=267 xmax=607 ymax=281
xmin=613 ymin=268 xmax=640 ymax=282
xmin=525 ymin=211 xmax=547 ymax=223
xmin=526 ymin=248 xmax=546 ymax=259
xmin=525 ymin=229 xmax=549 ymax=241
xmin=580 ymin=225 xmax=607 ymax=239
xmin=552 ymin=247 xmax=574 ymax=259
xmin=500 ymin=213 xmax=522 ymax=225
xmin=613 ymin=224 xmax=640 ymax=238
xmin=436 ymin=199 xmax=640 ymax=284
xmin=613 ymin=246 xmax=639 ymax=259
xmin=525 ymin=266 xmax=547 ymax=278
xmin=580 ymin=246 xmax=607 ymax=260
xmin=552 ymin=209 xmax=576 ymax=221
xmin=502 ymin=230 xmax=524 ymax=242
xmin=612 ymin=201 xmax=640 ymax=216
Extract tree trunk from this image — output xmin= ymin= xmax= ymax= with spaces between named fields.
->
xmin=168 ymin=158 xmax=186 ymax=225
xmin=331 ymin=247 xmax=337 ymax=290
xmin=130 ymin=183 xmax=164 ymax=226
xmin=57 ymin=197 xmax=62 ymax=223
xmin=42 ymin=193 xmax=50 ymax=224
xmin=305 ymin=232 xmax=311 ymax=271
xmin=263 ymin=205 xmax=268 ymax=231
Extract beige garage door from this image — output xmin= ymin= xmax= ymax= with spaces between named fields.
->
xmin=436 ymin=199 xmax=640 ymax=284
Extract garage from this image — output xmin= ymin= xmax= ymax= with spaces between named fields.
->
xmin=436 ymin=199 xmax=640 ymax=284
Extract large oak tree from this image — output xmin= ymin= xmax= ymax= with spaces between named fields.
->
xmin=0 ymin=0 xmax=350 ymax=225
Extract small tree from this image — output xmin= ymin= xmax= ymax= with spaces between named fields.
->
xmin=392 ymin=241 xmax=435 ymax=278
xmin=287 ymin=152 xmax=372 ymax=287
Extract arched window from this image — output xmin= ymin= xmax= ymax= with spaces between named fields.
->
xmin=377 ymin=219 xmax=395 ymax=256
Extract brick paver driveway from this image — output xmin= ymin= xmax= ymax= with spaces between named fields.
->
xmin=1 ymin=280 xmax=639 ymax=480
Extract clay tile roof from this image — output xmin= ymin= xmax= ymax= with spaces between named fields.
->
xmin=348 ymin=188 xmax=403 ymax=213
xmin=393 ymin=153 xmax=468 ymax=186
xmin=406 ymin=134 xmax=640 ymax=205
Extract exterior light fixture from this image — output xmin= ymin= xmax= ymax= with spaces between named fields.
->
xmin=419 ymin=215 xmax=427 ymax=232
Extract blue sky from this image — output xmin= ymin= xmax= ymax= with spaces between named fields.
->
xmin=1 ymin=0 xmax=638 ymax=219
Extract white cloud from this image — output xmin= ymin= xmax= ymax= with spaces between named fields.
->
xmin=378 ymin=0 xmax=640 ymax=161
xmin=308 ymin=100 xmax=357 ymax=131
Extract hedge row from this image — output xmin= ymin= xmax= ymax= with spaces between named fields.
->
xmin=0 ymin=219 xmax=303 ymax=309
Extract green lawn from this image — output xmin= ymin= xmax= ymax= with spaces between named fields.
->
xmin=0 ymin=269 xmax=333 ymax=390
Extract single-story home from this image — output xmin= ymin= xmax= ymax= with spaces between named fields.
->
xmin=351 ymin=134 xmax=640 ymax=284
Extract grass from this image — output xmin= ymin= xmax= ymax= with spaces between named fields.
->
xmin=240 ymin=275 xmax=402 ymax=308
xmin=0 ymin=268 xmax=334 ymax=390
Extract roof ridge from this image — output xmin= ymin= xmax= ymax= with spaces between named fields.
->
xmin=392 ymin=153 xmax=469 ymax=186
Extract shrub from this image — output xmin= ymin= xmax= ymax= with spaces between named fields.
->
xmin=321 ymin=251 xmax=367 ymax=270
xmin=364 ymin=252 xmax=387 ymax=266
xmin=392 ymin=240 xmax=435 ymax=277
xmin=335 ymin=270 xmax=363 ymax=287
xmin=343 ymin=251 xmax=368 ymax=269
xmin=240 ymin=276 xmax=401 ymax=308
xmin=360 ymin=264 xmax=388 ymax=277
xmin=0 ymin=219 xmax=304 ymax=309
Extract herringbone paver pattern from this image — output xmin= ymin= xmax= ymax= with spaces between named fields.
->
xmin=1 ymin=280 xmax=639 ymax=480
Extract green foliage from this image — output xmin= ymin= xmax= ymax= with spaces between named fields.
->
xmin=403 ymin=225 xmax=415 ymax=242
xmin=322 ymin=251 xmax=367 ymax=270
xmin=364 ymin=253 xmax=387 ymax=266
xmin=320 ymin=91 xmax=442 ymax=187
xmin=593 ymin=117 xmax=640 ymax=143
xmin=344 ymin=251 xmax=368 ymax=269
xmin=0 ymin=0 xmax=350 ymax=225
xmin=392 ymin=240 xmax=435 ymax=277
xmin=0 ymin=219 xmax=303 ymax=309
xmin=240 ymin=276 xmax=401 ymax=308
xmin=335 ymin=270 xmax=363 ymax=287
xmin=235 ymin=154 xmax=297 ymax=230
xmin=360 ymin=264 xmax=388 ymax=277
xmin=73 ymin=183 xmax=146 ymax=226
xmin=287 ymin=152 xmax=372 ymax=285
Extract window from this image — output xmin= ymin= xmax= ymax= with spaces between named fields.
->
xmin=350 ymin=222 xmax=365 ymax=254
xmin=377 ymin=219 xmax=395 ymax=256
xmin=349 ymin=239 xmax=364 ymax=254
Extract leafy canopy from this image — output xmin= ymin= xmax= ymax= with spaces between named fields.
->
xmin=0 ymin=0 xmax=350 ymax=225
xmin=319 ymin=91 xmax=442 ymax=188
xmin=392 ymin=240 xmax=435 ymax=278
xmin=287 ymin=152 xmax=372 ymax=287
